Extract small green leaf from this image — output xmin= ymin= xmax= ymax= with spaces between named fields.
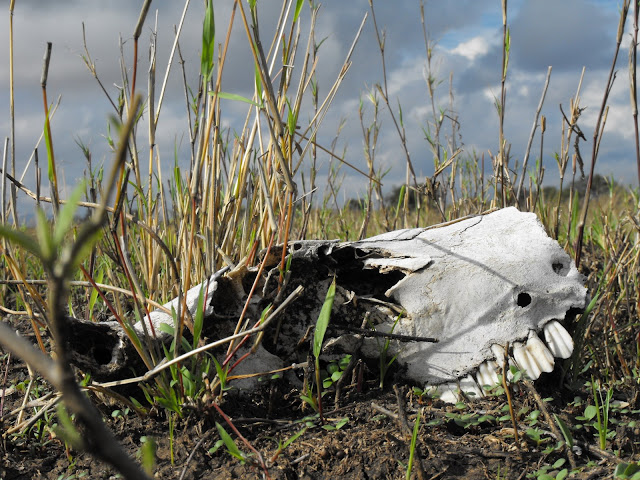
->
xmin=511 ymin=369 xmax=522 ymax=383
xmin=201 ymin=0 xmax=215 ymax=80
xmin=159 ymin=322 xmax=175 ymax=336
xmin=552 ymin=458 xmax=566 ymax=469
xmin=216 ymin=91 xmax=262 ymax=108
xmin=313 ymin=278 xmax=336 ymax=359
xmin=215 ymin=422 xmax=244 ymax=461
xmin=193 ymin=284 xmax=206 ymax=349
xmin=293 ymin=0 xmax=304 ymax=22
xmin=140 ymin=436 xmax=157 ymax=475
xmin=336 ymin=417 xmax=349 ymax=429
xmin=614 ymin=463 xmax=629 ymax=477
xmin=53 ymin=181 xmax=86 ymax=247
xmin=339 ymin=355 xmax=352 ymax=369
xmin=553 ymin=413 xmax=574 ymax=448
xmin=208 ymin=439 xmax=225 ymax=454
xmin=584 ymin=405 xmax=597 ymax=420
xmin=35 ymin=207 xmax=55 ymax=261
xmin=0 ymin=224 xmax=43 ymax=259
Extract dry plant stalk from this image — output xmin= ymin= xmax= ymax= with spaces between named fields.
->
xmin=0 ymin=96 xmax=151 ymax=479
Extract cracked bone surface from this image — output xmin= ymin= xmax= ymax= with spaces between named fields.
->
xmin=66 ymin=207 xmax=587 ymax=397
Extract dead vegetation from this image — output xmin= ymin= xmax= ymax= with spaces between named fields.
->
xmin=1 ymin=0 xmax=640 ymax=479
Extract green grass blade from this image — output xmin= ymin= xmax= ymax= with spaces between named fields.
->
xmin=193 ymin=284 xmax=205 ymax=349
xmin=313 ymin=278 xmax=336 ymax=359
xmin=201 ymin=0 xmax=215 ymax=80
xmin=43 ymin=116 xmax=55 ymax=184
xmin=35 ymin=208 xmax=54 ymax=260
xmin=282 ymin=426 xmax=307 ymax=450
xmin=216 ymin=91 xmax=262 ymax=108
xmin=0 ymin=224 xmax=43 ymax=260
xmin=293 ymin=0 xmax=304 ymax=22
xmin=215 ymin=422 xmax=244 ymax=461
xmin=87 ymin=269 xmax=105 ymax=317
xmin=553 ymin=413 xmax=574 ymax=448
xmin=254 ymin=62 xmax=263 ymax=101
xmin=53 ymin=181 xmax=86 ymax=247
xmin=406 ymin=409 xmax=421 ymax=480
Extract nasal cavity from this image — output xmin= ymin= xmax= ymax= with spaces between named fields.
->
xmin=517 ymin=292 xmax=532 ymax=308
xmin=552 ymin=261 xmax=568 ymax=276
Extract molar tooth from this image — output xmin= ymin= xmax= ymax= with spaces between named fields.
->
xmin=543 ymin=320 xmax=574 ymax=359
xmin=491 ymin=344 xmax=507 ymax=363
xmin=513 ymin=341 xmax=542 ymax=380
xmin=440 ymin=384 xmax=459 ymax=404
xmin=526 ymin=332 xmax=555 ymax=373
xmin=476 ymin=360 xmax=500 ymax=389
xmin=491 ymin=344 xmax=515 ymax=380
xmin=459 ymin=375 xmax=483 ymax=399
xmin=427 ymin=383 xmax=459 ymax=403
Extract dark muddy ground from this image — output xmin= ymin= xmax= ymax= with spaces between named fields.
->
xmin=1 ymin=314 xmax=639 ymax=480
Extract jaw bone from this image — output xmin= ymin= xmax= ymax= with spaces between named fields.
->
xmin=432 ymin=320 xmax=575 ymax=402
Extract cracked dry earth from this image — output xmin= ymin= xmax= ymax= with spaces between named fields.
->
xmin=2 ymin=311 xmax=639 ymax=480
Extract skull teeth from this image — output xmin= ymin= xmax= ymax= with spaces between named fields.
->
xmin=459 ymin=374 xmax=484 ymax=399
xmin=512 ymin=342 xmax=539 ymax=379
xmin=428 ymin=321 xmax=574 ymax=403
xmin=526 ymin=331 xmax=555 ymax=372
xmin=427 ymin=383 xmax=458 ymax=403
xmin=476 ymin=360 xmax=500 ymax=389
xmin=491 ymin=344 xmax=508 ymax=364
xmin=490 ymin=344 xmax=515 ymax=380
xmin=428 ymin=375 xmax=484 ymax=402
xmin=505 ymin=331 xmax=557 ymax=381
xmin=543 ymin=320 xmax=574 ymax=359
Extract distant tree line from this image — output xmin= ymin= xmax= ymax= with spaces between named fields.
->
xmin=541 ymin=174 xmax=619 ymax=201
xmin=344 ymin=174 xmax=622 ymax=210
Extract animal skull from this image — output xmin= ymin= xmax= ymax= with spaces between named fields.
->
xmin=67 ymin=208 xmax=587 ymax=402
xmin=343 ymin=207 xmax=586 ymax=401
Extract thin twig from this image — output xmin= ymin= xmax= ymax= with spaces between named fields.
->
xmin=631 ymin=0 xmax=640 ymax=188
xmin=516 ymin=66 xmax=552 ymax=205
xmin=575 ymin=1 xmax=630 ymax=267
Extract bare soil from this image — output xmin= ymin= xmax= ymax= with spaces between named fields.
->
xmin=1 ymin=314 xmax=639 ymax=480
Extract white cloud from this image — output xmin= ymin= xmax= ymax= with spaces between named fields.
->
xmin=450 ymin=36 xmax=491 ymax=61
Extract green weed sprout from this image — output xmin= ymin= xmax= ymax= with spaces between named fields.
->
xmin=313 ymin=278 xmax=336 ymax=424
xmin=406 ymin=409 xmax=421 ymax=480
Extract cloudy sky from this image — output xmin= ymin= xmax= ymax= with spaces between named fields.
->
xmin=0 ymin=0 xmax=637 ymax=209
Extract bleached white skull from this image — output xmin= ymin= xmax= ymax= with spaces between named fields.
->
xmin=346 ymin=207 xmax=586 ymax=400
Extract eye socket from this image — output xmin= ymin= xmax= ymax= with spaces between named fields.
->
xmin=517 ymin=292 xmax=532 ymax=307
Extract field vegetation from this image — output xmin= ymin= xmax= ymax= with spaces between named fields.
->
xmin=1 ymin=0 xmax=640 ymax=478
